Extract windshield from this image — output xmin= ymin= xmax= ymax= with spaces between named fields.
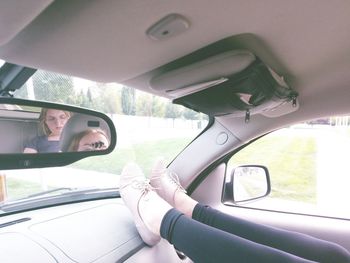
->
xmin=0 ymin=68 xmax=208 ymax=210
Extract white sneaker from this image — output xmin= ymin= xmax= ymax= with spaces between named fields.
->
xmin=119 ymin=162 xmax=161 ymax=246
xmin=149 ymin=158 xmax=186 ymax=207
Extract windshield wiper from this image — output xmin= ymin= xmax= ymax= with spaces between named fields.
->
xmin=0 ymin=187 xmax=120 ymax=215
xmin=24 ymin=187 xmax=76 ymax=198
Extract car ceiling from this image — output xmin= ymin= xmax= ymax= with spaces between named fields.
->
xmin=0 ymin=0 xmax=350 ymax=139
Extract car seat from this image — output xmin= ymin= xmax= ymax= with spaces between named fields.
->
xmin=59 ymin=113 xmax=111 ymax=152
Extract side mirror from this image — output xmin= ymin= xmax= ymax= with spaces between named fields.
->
xmin=0 ymin=97 xmax=116 ymax=169
xmin=223 ymin=165 xmax=271 ymax=204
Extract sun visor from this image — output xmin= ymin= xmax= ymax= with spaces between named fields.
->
xmin=150 ymin=50 xmax=256 ymax=97
xmin=150 ymin=50 xmax=298 ymax=121
xmin=174 ymin=60 xmax=298 ymax=120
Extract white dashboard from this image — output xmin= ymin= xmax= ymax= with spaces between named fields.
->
xmin=0 ymin=198 xmax=185 ymax=263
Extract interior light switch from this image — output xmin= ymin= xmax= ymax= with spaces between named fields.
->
xmin=146 ymin=14 xmax=190 ymax=40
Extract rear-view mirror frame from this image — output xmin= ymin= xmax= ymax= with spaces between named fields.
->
xmin=0 ymin=97 xmax=117 ymax=170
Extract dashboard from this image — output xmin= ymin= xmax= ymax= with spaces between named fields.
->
xmin=0 ymin=198 xmax=188 ymax=263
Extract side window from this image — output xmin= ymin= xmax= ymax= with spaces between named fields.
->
xmin=227 ymin=116 xmax=350 ymax=219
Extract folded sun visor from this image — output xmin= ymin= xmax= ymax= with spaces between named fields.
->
xmin=149 ymin=49 xmax=298 ymax=119
xmin=150 ymin=50 xmax=256 ymax=96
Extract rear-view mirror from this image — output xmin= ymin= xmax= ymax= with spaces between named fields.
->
xmin=0 ymin=98 xmax=116 ymax=169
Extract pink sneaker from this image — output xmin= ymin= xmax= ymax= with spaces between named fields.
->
xmin=149 ymin=158 xmax=186 ymax=207
xmin=119 ymin=163 xmax=161 ymax=246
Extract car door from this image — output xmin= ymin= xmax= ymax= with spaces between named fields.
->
xmin=190 ymin=116 xmax=350 ymax=252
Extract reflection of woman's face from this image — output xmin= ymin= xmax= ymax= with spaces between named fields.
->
xmin=77 ymin=132 xmax=109 ymax=151
xmin=45 ymin=109 xmax=69 ymax=136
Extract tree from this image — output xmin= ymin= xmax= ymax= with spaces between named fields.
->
xmin=165 ymin=103 xmax=182 ymax=127
xmin=165 ymin=103 xmax=181 ymax=119
xmin=183 ymin=108 xmax=200 ymax=129
xmin=32 ymin=70 xmax=74 ymax=103
xmin=183 ymin=108 xmax=199 ymax=120
xmin=135 ymin=92 xmax=166 ymax=118
xmin=121 ymin=87 xmax=136 ymax=115
xmin=14 ymin=84 xmax=28 ymax=99
xmin=151 ymin=96 xmax=165 ymax=117
xmin=136 ymin=93 xmax=153 ymax=116
xmin=97 ymin=86 xmax=122 ymax=114
xmin=79 ymin=90 xmax=91 ymax=108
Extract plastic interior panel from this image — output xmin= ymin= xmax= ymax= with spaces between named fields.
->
xmin=0 ymin=119 xmax=38 ymax=153
xmin=0 ymin=232 xmax=57 ymax=262
xmin=29 ymin=203 xmax=142 ymax=263
xmin=169 ymin=121 xmax=241 ymax=190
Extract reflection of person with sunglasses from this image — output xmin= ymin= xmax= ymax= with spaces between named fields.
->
xmin=24 ymin=108 xmax=71 ymax=153
xmin=68 ymin=129 xmax=109 ymax=152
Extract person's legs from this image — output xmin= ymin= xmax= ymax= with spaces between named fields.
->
xmin=121 ymin=162 xmax=315 ymax=262
xmin=160 ymin=208 xmax=316 ymax=263
xmin=149 ymin=159 xmax=350 ymax=262
xmin=192 ymin=204 xmax=350 ymax=263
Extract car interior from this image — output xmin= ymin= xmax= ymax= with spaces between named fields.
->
xmin=0 ymin=104 xmax=39 ymax=153
xmin=0 ymin=1 xmax=350 ymax=262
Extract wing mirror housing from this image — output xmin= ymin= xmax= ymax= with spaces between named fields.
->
xmin=0 ymin=97 xmax=116 ymax=169
xmin=223 ymin=165 xmax=271 ymax=204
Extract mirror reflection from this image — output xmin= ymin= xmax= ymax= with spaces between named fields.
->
xmin=68 ymin=129 xmax=110 ymax=152
xmin=0 ymin=104 xmax=112 ymax=154
xmin=23 ymin=108 xmax=71 ymax=153
xmin=233 ymin=166 xmax=268 ymax=202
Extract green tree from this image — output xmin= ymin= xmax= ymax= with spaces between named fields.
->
xmin=96 ymin=86 xmax=121 ymax=114
xmin=151 ymin=96 xmax=165 ymax=117
xmin=136 ymin=93 xmax=153 ymax=116
xmin=32 ymin=70 xmax=74 ymax=103
xmin=165 ymin=103 xmax=181 ymax=118
xmin=79 ymin=90 xmax=91 ymax=108
xmin=79 ymin=83 xmax=122 ymax=114
xmin=121 ymin=86 xmax=136 ymax=115
xmin=183 ymin=108 xmax=200 ymax=129
xmin=165 ymin=103 xmax=182 ymax=127
xmin=183 ymin=108 xmax=198 ymax=120
xmin=14 ymin=84 xmax=28 ymax=99
xmin=135 ymin=93 xmax=166 ymax=117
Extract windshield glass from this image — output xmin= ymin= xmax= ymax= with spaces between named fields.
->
xmin=0 ymin=69 xmax=208 ymax=207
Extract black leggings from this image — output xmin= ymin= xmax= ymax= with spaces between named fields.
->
xmin=160 ymin=204 xmax=350 ymax=263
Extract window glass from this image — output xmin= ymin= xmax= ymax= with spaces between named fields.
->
xmin=228 ymin=117 xmax=350 ymax=219
xmin=0 ymin=69 xmax=208 ymax=202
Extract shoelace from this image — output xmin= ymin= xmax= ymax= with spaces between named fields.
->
xmin=120 ymin=177 xmax=155 ymax=198
xmin=152 ymin=169 xmax=186 ymax=193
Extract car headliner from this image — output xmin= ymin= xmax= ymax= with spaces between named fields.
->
xmin=0 ymin=0 xmax=350 ymax=141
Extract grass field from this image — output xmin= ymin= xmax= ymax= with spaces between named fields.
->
xmin=69 ymin=137 xmax=192 ymax=176
xmin=230 ymin=133 xmax=317 ymax=203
